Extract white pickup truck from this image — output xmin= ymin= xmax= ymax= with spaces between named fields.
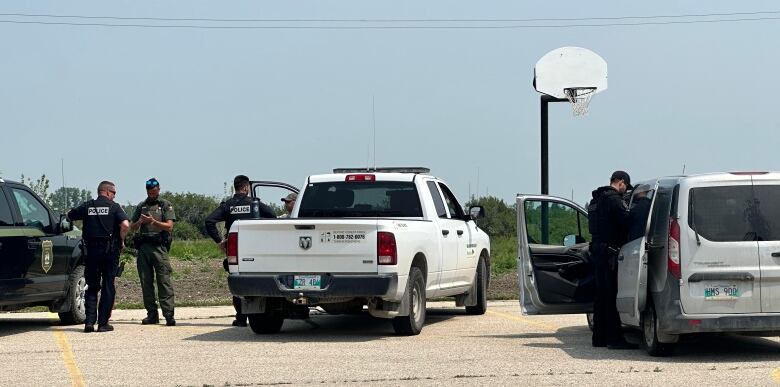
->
xmin=226 ymin=168 xmax=491 ymax=335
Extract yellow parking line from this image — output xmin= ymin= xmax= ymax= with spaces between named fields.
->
xmin=486 ymin=309 xmax=558 ymax=331
xmin=771 ymin=368 xmax=780 ymax=383
xmin=49 ymin=314 xmax=86 ymax=387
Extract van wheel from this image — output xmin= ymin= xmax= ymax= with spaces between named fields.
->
xmin=465 ymin=257 xmax=487 ymax=315
xmin=642 ymin=302 xmax=675 ymax=356
xmin=392 ymin=267 xmax=426 ymax=335
xmin=586 ymin=313 xmax=594 ymax=332
xmin=58 ymin=265 xmax=87 ymax=325
xmin=248 ymin=312 xmax=284 ymax=334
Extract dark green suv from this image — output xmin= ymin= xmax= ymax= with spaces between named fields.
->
xmin=0 ymin=178 xmax=85 ymax=324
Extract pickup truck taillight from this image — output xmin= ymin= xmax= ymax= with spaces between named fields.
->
xmin=377 ymin=231 xmax=397 ymax=265
xmin=227 ymin=232 xmax=238 ymax=265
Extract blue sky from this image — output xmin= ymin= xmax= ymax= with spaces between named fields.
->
xmin=1 ymin=1 xmax=779 ymax=206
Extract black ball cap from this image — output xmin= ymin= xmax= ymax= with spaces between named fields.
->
xmin=611 ymin=170 xmax=632 ymax=190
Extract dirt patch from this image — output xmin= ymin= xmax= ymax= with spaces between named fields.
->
xmin=115 ymin=258 xmax=231 ymax=308
xmin=113 ymin=258 xmax=519 ymax=308
xmin=488 ymin=271 xmax=518 ymax=300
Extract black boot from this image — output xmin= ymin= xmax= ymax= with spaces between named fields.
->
xmin=142 ymin=314 xmax=160 ymax=325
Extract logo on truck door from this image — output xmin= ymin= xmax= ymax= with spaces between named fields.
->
xmin=41 ymin=240 xmax=53 ymax=273
xmin=299 ymin=236 xmax=312 ymax=250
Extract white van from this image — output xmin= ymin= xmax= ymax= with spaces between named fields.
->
xmin=518 ymin=172 xmax=780 ymax=356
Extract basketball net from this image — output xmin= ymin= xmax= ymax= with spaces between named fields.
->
xmin=563 ymin=87 xmax=597 ymax=117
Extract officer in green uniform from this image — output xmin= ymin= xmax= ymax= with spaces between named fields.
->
xmin=130 ymin=178 xmax=177 ymax=326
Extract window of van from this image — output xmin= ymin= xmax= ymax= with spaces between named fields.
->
xmin=689 ymin=186 xmax=753 ymax=242
xmin=525 ymin=200 xmax=586 ymax=246
xmin=749 ymin=185 xmax=780 ymax=241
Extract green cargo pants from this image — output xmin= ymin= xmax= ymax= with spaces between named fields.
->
xmin=137 ymin=243 xmax=175 ymax=318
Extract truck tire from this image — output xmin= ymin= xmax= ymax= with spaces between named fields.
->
xmin=586 ymin=313 xmax=594 ymax=332
xmin=642 ymin=301 xmax=675 ymax=357
xmin=58 ymin=265 xmax=87 ymax=325
xmin=465 ymin=257 xmax=487 ymax=315
xmin=248 ymin=312 xmax=284 ymax=334
xmin=392 ymin=266 xmax=426 ymax=335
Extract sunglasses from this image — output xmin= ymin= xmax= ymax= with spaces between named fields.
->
xmin=145 ymin=179 xmax=159 ymax=189
xmin=108 ymin=190 xmax=117 ymax=195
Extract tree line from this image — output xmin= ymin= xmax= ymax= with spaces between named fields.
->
xmin=14 ymin=173 xmax=517 ymax=240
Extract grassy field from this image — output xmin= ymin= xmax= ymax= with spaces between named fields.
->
xmin=489 ymin=236 xmax=517 ymax=275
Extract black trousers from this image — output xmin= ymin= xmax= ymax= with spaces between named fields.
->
xmin=84 ymin=242 xmax=119 ymax=326
xmin=592 ymin=257 xmax=624 ymax=346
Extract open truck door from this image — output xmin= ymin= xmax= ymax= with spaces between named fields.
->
xmin=517 ymin=195 xmax=595 ymax=315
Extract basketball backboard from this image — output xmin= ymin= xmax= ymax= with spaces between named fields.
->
xmin=533 ymin=47 xmax=608 ymax=100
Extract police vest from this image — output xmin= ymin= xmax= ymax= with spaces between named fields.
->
xmin=83 ymin=198 xmax=117 ymax=240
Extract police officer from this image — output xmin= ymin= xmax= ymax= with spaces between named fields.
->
xmin=130 ymin=178 xmax=177 ymax=326
xmin=205 ymin=175 xmax=275 ymax=326
xmin=67 ymin=181 xmax=130 ymax=333
xmin=587 ymin=171 xmax=636 ymax=349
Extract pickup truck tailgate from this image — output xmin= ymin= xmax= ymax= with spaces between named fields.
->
xmin=235 ymin=219 xmax=379 ymax=274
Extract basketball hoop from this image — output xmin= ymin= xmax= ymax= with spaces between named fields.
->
xmin=563 ymin=87 xmax=597 ymax=116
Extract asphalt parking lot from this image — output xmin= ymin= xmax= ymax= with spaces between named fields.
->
xmin=2 ymin=300 xmax=780 ymax=386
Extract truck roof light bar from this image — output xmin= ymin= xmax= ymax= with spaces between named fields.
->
xmin=333 ymin=167 xmax=430 ymax=174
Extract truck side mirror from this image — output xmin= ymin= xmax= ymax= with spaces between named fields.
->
xmin=58 ymin=214 xmax=73 ymax=233
xmin=468 ymin=206 xmax=485 ymax=220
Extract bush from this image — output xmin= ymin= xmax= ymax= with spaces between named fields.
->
xmin=169 ymin=239 xmax=224 ymax=261
xmin=171 ymin=222 xmax=203 ymax=240
xmin=490 ymin=236 xmax=517 ymax=274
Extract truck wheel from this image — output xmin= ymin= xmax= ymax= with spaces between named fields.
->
xmin=642 ymin=302 xmax=675 ymax=356
xmin=465 ymin=257 xmax=487 ymax=315
xmin=392 ymin=266 xmax=426 ymax=335
xmin=58 ymin=265 xmax=87 ymax=325
xmin=248 ymin=312 xmax=284 ymax=334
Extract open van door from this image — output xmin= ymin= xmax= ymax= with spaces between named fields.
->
xmin=616 ymin=180 xmax=659 ymax=326
xmin=517 ymin=195 xmax=594 ymax=315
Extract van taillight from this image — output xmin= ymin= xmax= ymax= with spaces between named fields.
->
xmin=227 ymin=232 xmax=238 ymax=265
xmin=377 ymin=232 xmax=397 ymax=265
xmin=346 ymin=174 xmax=375 ymax=182
xmin=668 ymin=219 xmax=681 ymax=279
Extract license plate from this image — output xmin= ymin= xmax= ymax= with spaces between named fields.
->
xmin=704 ymin=285 xmax=740 ymax=300
xmin=293 ymin=275 xmax=321 ymax=290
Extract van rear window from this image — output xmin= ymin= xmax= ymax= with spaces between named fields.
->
xmin=298 ymin=181 xmax=423 ymax=218
xmin=750 ymin=186 xmax=780 ymax=241
xmin=689 ymin=185 xmax=780 ymax=242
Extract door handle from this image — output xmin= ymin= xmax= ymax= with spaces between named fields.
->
xmin=617 ymin=254 xmax=625 ymax=261
xmin=27 ymin=241 xmax=41 ymax=250
xmin=772 ymin=252 xmax=780 ymax=258
xmin=442 ymin=229 xmax=450 ymax=236
xmin=457 ymin=230 xmax=464 ymax=236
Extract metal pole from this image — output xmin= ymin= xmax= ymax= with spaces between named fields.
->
xmin=541 ymin=96 xmax=549 ymax=195
xmin=539 ymin=94 xmax=567 ymax=244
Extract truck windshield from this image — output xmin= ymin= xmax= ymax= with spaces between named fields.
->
xmin=298 ymin=181 xmax=423 ymax=218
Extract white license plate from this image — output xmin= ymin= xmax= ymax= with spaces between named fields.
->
xmin=704 ymin=284 xmax=740 ymax=300
xmin=293 ymin=275 xmax=321 ymax=290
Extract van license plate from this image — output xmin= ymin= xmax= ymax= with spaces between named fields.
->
xmin=293 ymin=275 xmax=321 ymax=290
xmin=704 ymin=285 xmax=739 ymax=300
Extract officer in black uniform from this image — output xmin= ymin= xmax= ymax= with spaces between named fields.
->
xmin=67 ymin=181 xmax=130 ymax=333
xmin=205 ymin=175 xmax=275 ymax=326
xmin=587 ymin=171 xmax=636 ymax=349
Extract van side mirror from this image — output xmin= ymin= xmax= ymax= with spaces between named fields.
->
xmin=468 ymin=206 xmax=485 ymax=220
xmin=563 ymin=234 xmax=586 ymax=247
xmin=58 ymin=214 xmax=73 ymax=233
